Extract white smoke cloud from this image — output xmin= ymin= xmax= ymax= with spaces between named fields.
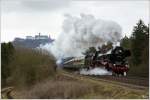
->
xmin=39 ymin=14 xmax=122 ymax=59
xmin=80 ymin=67 xmax=112 ymax=75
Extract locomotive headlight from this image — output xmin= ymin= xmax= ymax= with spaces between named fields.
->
xmin=125 ymin=64 xmax=129 ymax=68
xmin=113 ymin=64 xmax=116 ymax=66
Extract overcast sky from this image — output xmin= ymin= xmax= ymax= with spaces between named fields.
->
xmin=1 ymin=0 xmax=149 ymax=42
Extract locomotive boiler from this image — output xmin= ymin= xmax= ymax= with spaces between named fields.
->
xmin=84 ymin=46 xmax=131 ymax=76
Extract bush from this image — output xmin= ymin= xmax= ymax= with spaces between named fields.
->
xmin=8 ymin=47 xmax=56 ymax=88
xmin=1 ymin=42 xmax=15 ymax=87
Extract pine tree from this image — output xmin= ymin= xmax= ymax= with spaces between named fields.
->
xmin=120 ymin=35 xmax=131 ymax=49
xmin=130 ymin=19 xmax=149 ymax=65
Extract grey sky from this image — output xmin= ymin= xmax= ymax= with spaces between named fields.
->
xmin=2 ymin=0 xmax=70 ymax=12
xmin=1 ymin=0 xmax=149 ymax=42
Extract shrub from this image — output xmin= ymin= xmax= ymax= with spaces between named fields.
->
xmin=8 ymin=47 xmax=56 ymax=88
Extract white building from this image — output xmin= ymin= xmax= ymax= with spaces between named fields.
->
xmin=35 ymin=35 xmax=48 ymax=39
xmin=26 ymin=36 xmax=35 ymax=40
xmin=35 ymin=33 xmax=49 ymax=39
xmin=26 ymin=33 xmax=49 ymax=40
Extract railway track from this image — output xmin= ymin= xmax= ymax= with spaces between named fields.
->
xmin=87 ymin=75 xmax=149 ymax=87
xmin=82 ymin=75 xmax=148 ymax=90
xmin=61 ymin=69 xmax=149 ymax=90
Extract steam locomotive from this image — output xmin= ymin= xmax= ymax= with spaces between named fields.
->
xmin=84 ymin=46 xmax=131 ymax=76
xmin=63 ymin=46 xmax=131 ymax=76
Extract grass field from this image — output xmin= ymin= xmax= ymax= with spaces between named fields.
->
xmin=10 ymin=70 xmax=148 ymax=99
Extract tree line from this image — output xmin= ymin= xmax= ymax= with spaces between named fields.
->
xmin=120 ymin=19 xmax=149 ymax=77
xmin=1 ymin=42 xmax=15 ymax=87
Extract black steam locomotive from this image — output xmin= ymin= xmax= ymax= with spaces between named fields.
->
xmin=84 ymin=46 xmax=131 ymax=76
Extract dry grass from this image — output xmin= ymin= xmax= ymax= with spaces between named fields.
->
xmin=13 ymin=74 xmax=149 ymax=99
xmin=23 ymin=81 xmax=92 ymax=99
xmin=16 ymin=77 xmax=95 ymax=99
xmin=7 ymin=47 xmax=56 ymax=88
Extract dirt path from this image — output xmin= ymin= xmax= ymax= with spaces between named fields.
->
xmin=1 ymin=87 xmax=14 ymax=99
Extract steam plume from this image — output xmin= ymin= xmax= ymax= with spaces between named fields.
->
xmin=40 ymin=14 xmax=122 ymax=59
